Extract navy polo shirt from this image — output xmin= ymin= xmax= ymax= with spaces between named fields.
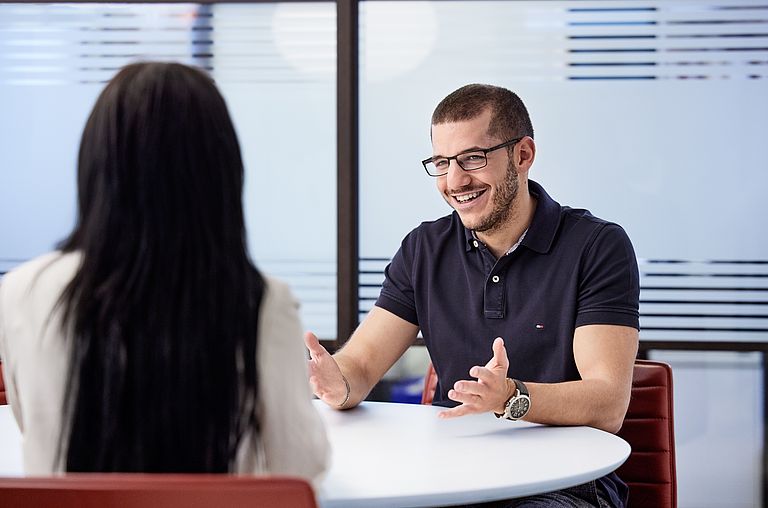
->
xmin=375 ymin=180 xmax=638 ymax=505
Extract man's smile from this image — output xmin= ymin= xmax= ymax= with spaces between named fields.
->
xmin=451 ymin=188 xmax=487 ymax=205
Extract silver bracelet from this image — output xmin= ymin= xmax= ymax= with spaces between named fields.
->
xmin=336 ymin=374 xmax=351 ymax=408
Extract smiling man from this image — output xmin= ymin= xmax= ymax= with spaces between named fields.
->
xmin=306 ymin=84 xmax=640 ymax=508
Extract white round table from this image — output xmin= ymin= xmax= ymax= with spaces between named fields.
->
xmin=316 ymin=400 xmax=630 ymax=507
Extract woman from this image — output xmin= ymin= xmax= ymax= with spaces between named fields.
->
xmin=0 ymin=62 xmax=328 ymax=480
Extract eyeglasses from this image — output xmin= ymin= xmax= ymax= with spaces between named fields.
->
xmin=421 ymin=137 xmax=523 ymax=177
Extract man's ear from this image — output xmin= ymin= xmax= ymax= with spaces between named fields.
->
xmin=515 ymin=136 xmax=536 ymax=173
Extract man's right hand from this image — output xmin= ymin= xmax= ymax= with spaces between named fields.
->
xmin=304 ymin=331 xmax=350 ymax=408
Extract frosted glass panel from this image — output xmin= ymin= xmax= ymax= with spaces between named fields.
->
xmin=358 ymin=0 xmax=768 ymax=343
xmin=0 ymin=2 xmax=337 ymax=338
xmin=650 ymin=350 xmax=763 ymax=508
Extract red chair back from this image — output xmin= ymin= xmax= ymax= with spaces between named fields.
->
xmin=0 ymin=361 xmax=7 ymax=405
xmin=616 ymin=360 xmax=677 ymax=508
xmin=420 ymin=362 xmax=437 ymax=405
xmin=421 ymin=359 xmax=677 ymax=507
xmin=0 ymin=474 xmax=318 ymax=508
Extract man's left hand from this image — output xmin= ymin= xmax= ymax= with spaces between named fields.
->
xmin=438 ymin=337 xmax=514 ymax=419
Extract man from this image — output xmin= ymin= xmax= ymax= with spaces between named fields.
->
xmin=305 ymin=84 xmax=639 ymax=507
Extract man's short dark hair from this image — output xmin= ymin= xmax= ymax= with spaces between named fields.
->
xmin=431 ymin=84 xmax=534 ymax=141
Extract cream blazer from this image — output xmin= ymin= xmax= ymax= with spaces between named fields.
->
xmin=0 ymin=251 xmax=329 ymax=482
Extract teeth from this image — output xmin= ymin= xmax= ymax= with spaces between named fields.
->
xmin=455 ymin=192 xmax=480 ymax=203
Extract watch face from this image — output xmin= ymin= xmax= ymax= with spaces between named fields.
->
xmin=510 ymin=397 xmax=530 ymax=419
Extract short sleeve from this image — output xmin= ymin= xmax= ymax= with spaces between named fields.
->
xmin=575 ymin=223 xmax=640 ymax=329
xmin=374 ymin=229 xmax=419 ymax=326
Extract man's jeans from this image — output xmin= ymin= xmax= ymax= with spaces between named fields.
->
xmin=459 ymin=480 xmax=617 ymax=508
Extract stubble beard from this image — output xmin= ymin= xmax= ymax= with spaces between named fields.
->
xmin=469 ymin=162 xmax=519 ymax=234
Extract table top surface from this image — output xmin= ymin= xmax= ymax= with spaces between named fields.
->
xmin=314 ymin=400 xmax=629 ymax=507
xmin=0 ymin=401 xmax=630 ymax=507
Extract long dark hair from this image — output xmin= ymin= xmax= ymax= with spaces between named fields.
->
xmin=57 ymin=62 xmax=264 ymax=472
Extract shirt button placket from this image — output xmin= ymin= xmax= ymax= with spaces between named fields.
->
xmin=484 ymin=272 xmax=505 ymax=319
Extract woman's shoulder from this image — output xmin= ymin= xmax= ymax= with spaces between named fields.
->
xmin=1 ymin=251 xmax=80 ymax=301
xmin=260 ymin=275 xmax=298 ymax=308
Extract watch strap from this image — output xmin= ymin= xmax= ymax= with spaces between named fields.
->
xmin=513 ymin=378 xmax=529 ymax=396
xmin=497 ymin=378 xmax=531 ymax=421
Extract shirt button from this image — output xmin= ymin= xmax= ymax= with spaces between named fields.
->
xmin=473 ymin=240 xmax=479 ymax=248
xmin=492 ymin=275 xmax=500 ymax=283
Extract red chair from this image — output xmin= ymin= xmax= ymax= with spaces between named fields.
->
xmin=0 ymin=361 xmax=7 ymax=405
xmin=421 ymin=359 xmax=677 ymax=507
xmin=420 ymin=361 xmax=437 ymax=406
xmin=615 ymin=360 xmax=677 ymax=508
xmin=0 ymin=474 xmax=318 ymax=508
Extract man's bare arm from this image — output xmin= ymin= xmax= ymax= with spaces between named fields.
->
xmin=306 ymin=306 xmax=419 ymax=409
xmin=524 ymin=324 xmax=638 ymax=432
xmin=440 ymin=324 xmax=638 ymax=433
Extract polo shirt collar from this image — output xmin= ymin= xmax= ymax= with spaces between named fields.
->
xmin=522 ymin=180 xmax=560 ymax=254
xmin=464 ymin=224 xmax=477 ymax=252
xmin=463 ymin=179 xmax=561 ymax=254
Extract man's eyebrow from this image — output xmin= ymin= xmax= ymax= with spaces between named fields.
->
xmin=432 ymin=146 xmax=485 ymax=159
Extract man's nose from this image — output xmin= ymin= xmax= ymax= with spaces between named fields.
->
xmin=446 ymin=159 xmax=471 ymax=189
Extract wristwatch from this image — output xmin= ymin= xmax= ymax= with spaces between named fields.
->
xmin=495 ymin=379 xmax=531 ymax=421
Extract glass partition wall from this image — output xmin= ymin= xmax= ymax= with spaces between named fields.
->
xmin=0 ymin=2 xmax=338 ymax=338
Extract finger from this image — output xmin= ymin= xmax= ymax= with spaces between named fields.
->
xmin=452 ymin=380 xmax=486 ymax=397
xmin=492 ymin=337 xmax=509 ymax=369
xmin=438 ymin=405 xmax=476 ymax=419
xmin=482 ymin=337 xmax=505 ymax=369
xmin=304 ymin=331 xmax=327 ymax=358
xmin=471 ymin=366 xmax=500 ymax=385
xmin=447 ymin=388 xmax=482 ymax=406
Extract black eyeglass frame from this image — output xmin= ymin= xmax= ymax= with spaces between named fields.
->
xmin=421 ymin=137 xmax=523 ymax=177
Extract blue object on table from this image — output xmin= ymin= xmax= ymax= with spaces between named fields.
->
xmin=388 ymin=376 xmax=424 ymax=404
